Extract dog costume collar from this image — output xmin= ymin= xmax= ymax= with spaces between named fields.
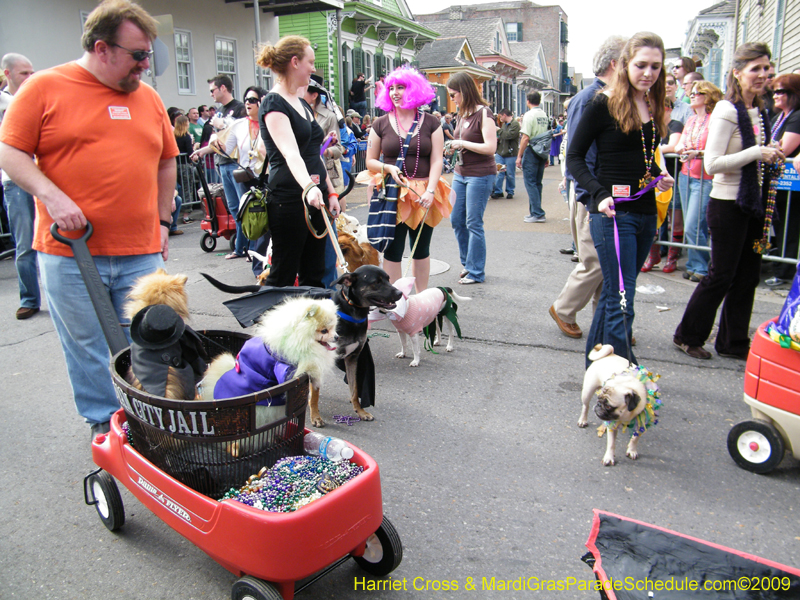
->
xmin=337 ymin=310 xmax=366 ymax=324
xmin=601 ymin=365 xmax=662 ymax=438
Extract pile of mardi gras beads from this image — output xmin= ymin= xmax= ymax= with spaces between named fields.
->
xmin=222 ymin=456 xmax=363 ymax=512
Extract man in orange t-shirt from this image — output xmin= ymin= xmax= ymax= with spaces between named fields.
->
xmin=0 ymin=0 xmax=178 ymax=441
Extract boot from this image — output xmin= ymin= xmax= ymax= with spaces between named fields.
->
xmin=641 ymin=244 xmax=661 ymax=272
xmin=662 ymin=246 xmax=680 ymax=273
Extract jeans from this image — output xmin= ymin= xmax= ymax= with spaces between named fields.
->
xmin=451 ymin=173 xmax=494 ymax=282
xmin=322 ymin=219 xmax=339 ymax=289
xmin=683 ymin=176 xmax=711 ymax=276
xmin=219 ymin=161 xmax=248 ymax=256
xmin=522 ymin=148 xmax=545 ymax=218
xmin=170 ymin=193 xmax=182 ymax=232
xmin=350 ymin=100 xmax=368 ymax=117
xmin=38 ymin=252 xmax=164 ymax=425
xmin=675 ymin=199 xmax=763 ymax=355
xmin=586 ymin=211 xmax=657 ymax=367
xmin=493 ymin=155 xmax=516 ymax=195
xmin=3 ymin=181 xmax=40 ymax=309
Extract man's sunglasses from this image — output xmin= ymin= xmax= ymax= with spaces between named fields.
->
xmin=245 ymin=97 xmax=261 ymax=104
xmin=112 ymin=43 xmax=153 ymax=62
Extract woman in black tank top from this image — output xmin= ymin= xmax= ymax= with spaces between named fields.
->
xmin=256 ymin=36 xmax=340 ymax=288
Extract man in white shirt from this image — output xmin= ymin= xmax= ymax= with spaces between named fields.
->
xmin=1 ymin=53 xmax=39 ymax=320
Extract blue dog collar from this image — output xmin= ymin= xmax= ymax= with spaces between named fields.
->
xmin=337 ymin=310 xmax=366 ymax=324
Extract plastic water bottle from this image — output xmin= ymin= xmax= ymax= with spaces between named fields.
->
xmin=304 ymin=432 xmax=354 ymax=462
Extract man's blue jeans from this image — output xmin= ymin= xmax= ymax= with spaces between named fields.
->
xmin=38 ymin=252 xmax=164 ymax=425
xmin=350 ymin=100 xmax=368 ymax=117
xmin=3 ymin=181 xmax=40 ymax=309
xmin=219 ymin=162 xmax=248 ymax=256
xmin=451 ymin=173 xmax=494 ymax=282
xmin=586 ymin=211 xmax=657 ymax=367
xmin=493 ymin=155 xmax=516 ymax=196
xmin=683 ymin=176 xmax=711 ymax=276
xmin=522 ymin=148 xmax=545 ymax=218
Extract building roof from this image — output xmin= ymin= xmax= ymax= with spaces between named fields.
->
xmin=419 ymin=1 xmax=542 ymax=16
xmin=418 ymin=17 xmax=506 ymax=56
xmin=416 ymin=36 xmax=495 ymax=76
xmin=698 ymin=0 xmax=735 ymax=17
xmin=509 ymin=40 xmax=550 ymax=85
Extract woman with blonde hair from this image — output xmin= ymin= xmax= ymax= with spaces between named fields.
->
xmin=362 ymin=66 xmax=449 ymax=291
xmin=567 ymin=32 xmax=674 ymax=366
xmin=674 ymin=79 xmax=722 ymax=282
xmin=446 ymin=71 xmax=498 ymax=284
xmin=673 ymin=43 xmax=783 ymax=360
xmin=254 ymin=35 xmax=340 ymax=287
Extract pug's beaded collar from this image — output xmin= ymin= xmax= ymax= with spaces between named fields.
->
xmin=600 ymin=365 xmax=662 ymax=437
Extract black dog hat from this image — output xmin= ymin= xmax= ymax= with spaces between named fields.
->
xmin=130 ymin=304 xmax=186 ymax=350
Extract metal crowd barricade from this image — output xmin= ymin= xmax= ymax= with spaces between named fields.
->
xmin=353 ymin=140 xmax=368 ymax=175
xmin=177 ymin=153 xmax=219 ymax=211
xmin=661 ymin=152 xmax=800 ymax=268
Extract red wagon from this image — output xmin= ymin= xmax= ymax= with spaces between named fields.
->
xmin=196 ymin=161 xmax=237 ymax=253
xmin=727 ymin=318 xmax=800 ymax=473
xmin=50 ymin=224 xmax=402 ymax=600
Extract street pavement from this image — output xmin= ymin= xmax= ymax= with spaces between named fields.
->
xmin=1 ymin=164 xmax=798 ymax=599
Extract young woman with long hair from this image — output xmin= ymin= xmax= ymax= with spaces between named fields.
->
xmin=566 ymin=32 xmax=674 ymax=366
xmin=255 ymin=35 xmax=339 ymax=287
xmin=363 ymin=66 xmax=450 ymax=292
xmin=673 ymin=43 xmax=784 ymax=359
xmin=446 ymin=72 xmax=498 ymax=284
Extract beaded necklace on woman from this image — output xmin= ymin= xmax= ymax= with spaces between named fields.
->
xmin=392 ymin=108 xmax=421 ymax=178
xmin=771 ymin=109 xmax=794 ymax=144
xmin=638 ymin=91 xmax=658 ymax=190
xmin=687 ymin=113 xmax=709 ymax=151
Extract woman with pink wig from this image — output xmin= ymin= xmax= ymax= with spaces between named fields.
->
xmin=360 ymin=66 xmax=452 ymax=291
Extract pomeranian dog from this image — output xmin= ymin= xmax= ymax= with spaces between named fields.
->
xmin=201 ymin=296 xmax=339 ymax=428
xmin=124 ymin=268 xmax=189 ymax=321
xmin=122 ymin=269 xmax=201 ymax=400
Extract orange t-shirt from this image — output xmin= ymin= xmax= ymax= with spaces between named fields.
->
xmin=0 ymin=62 xmax=179 ymax=256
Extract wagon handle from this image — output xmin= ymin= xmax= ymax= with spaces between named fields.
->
xmin=50 ymin=222 xmax=129 ymax=356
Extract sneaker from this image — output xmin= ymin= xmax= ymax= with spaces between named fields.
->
xmin=490 ymin=193 xmax=504 ymax=199
xmin=506 ymin=194 xmax=514 ymax=199
xmin=458 ymin=277 xmax=481 ymax=284
xmin=765 ymin=277 xmax=788 ymax=287
xmin=523 ymin=215 xmax=546 ymax=223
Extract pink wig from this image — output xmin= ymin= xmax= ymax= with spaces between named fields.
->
xmin=375 ymin=66 xmax=436 ymax=112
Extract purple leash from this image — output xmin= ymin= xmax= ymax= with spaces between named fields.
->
xmin=607 ymin=174 xmax=665 ymax=363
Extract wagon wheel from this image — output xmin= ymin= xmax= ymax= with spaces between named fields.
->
xmin=88 ymin=471 xmax=125 ymax=531
xmin=201 ymin=233 xmax=216 ymax=252
xmin=727 ymin=420 xmax=785 ymax=474
xmin=352 ymin=516 xmax=403 ymax=577
xmin=231 ymin=576 xmax=282 ymax=600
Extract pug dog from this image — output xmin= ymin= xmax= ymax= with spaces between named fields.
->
xmin=578 ymin=344 xmax=648 ymax=466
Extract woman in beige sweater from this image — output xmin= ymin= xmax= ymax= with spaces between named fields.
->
xmin=673 ymin=43 xmax=783 ymax=360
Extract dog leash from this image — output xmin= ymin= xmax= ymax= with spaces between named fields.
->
xmin=607 ymin=175 xmax=665 ymax=365
xmin=399 ymin=185 xmax=431 ymax=280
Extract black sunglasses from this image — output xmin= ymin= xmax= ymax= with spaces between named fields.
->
xmin=690 ymin=91 xmax=705 ymax=97
xmin=111 ymin=43 xmax=153 ymax=62
xmin=245 ymin=96 xmax=261 ymax=104
xmin=774 ymin=89 xmax=790 ymax=95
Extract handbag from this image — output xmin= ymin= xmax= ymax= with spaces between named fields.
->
xmin=529 ymin=130 xmax=553 ymax=161
xmin=367 ymin=113 xmax=420 ymax=253
xmin=236 ymin=161 xmax=270 ymax=241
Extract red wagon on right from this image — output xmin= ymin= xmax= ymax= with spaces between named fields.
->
xmin=728 ymin=319 xmax=800 ymax=473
